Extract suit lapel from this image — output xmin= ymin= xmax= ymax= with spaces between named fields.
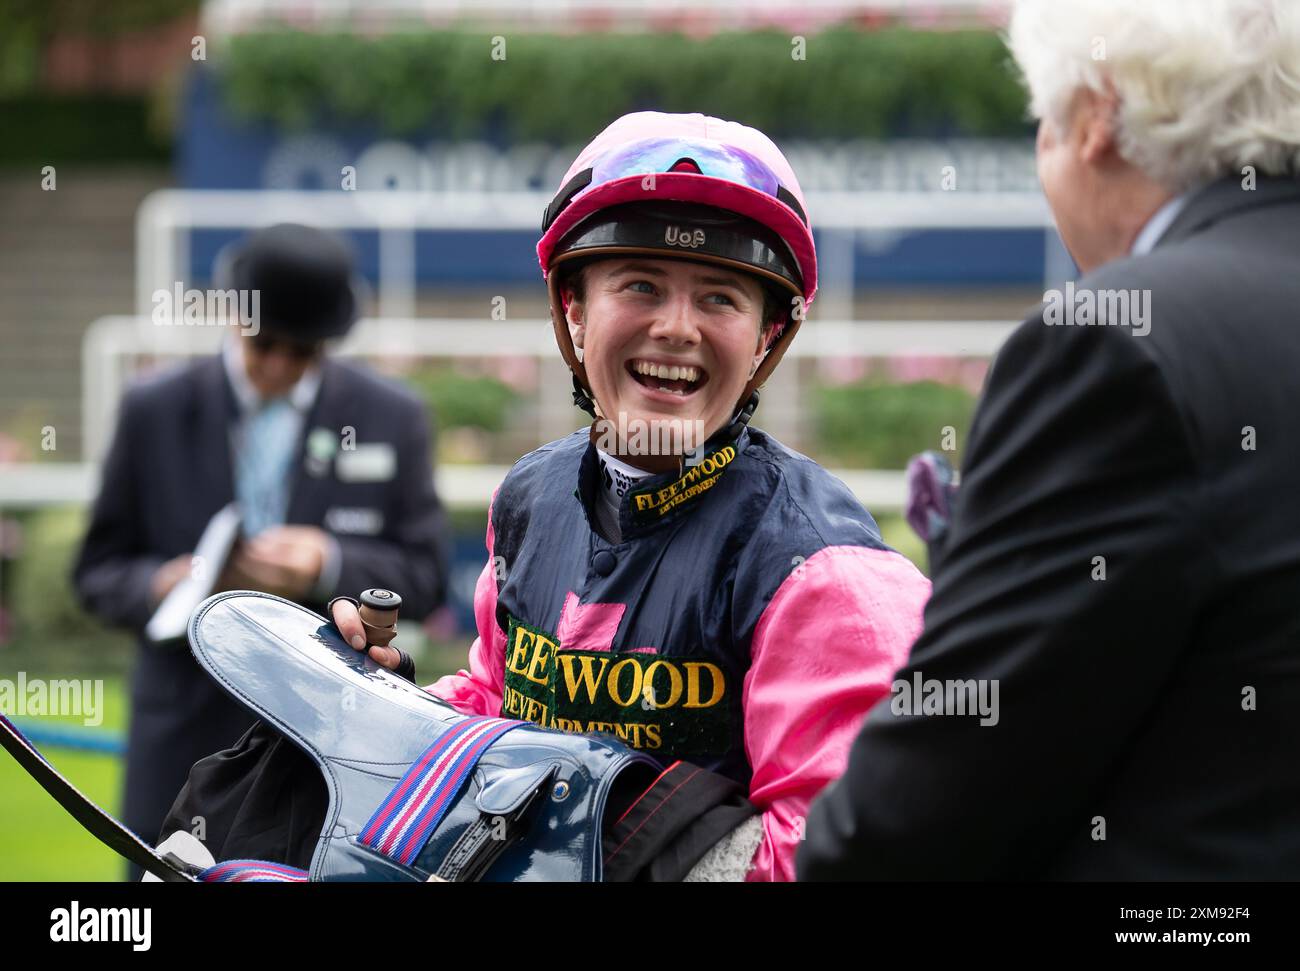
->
xmin=191 ymin=355 xmax=237 ymax=510
xmin=285 ymin=359 xmax=338 ymax=525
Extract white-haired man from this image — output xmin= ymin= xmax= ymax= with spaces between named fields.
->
xmin=801 ymin=0 xmax=1300 ymax=879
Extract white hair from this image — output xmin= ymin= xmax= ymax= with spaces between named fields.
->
xmin=1007 ymin=0 xmax=1300 ymax=191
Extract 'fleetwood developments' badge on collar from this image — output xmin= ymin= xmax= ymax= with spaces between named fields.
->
xmin=626 ymin=441 xmax=739 ymax=527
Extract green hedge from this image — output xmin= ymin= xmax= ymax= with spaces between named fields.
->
xmin=219 ymin=26 xmax=1029 ymax=140
xmin=813 ymin=378 xmax=976 ymax=468
xmin=404 ymin=366 xmax=520 ymax=434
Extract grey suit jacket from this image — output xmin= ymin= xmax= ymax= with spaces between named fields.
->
xmin=799 ymin=176 xmax=1300 ymax=880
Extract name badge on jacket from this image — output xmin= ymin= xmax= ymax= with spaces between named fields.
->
xmin=336 ymin=443 xmax=397 ymax=483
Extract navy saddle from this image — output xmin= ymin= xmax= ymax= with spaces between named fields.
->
xmin=188 ymin=591 xmax=662 ymax=882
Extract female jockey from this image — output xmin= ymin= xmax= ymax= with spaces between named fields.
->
xmin=332 ymin=111 xmax=932 ymax=881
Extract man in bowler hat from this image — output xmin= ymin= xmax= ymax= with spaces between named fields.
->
xmin=74 ymin=223 xmax=449 ymax=876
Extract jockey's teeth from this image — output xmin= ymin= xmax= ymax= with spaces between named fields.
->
xmin=632 ymin=360 xmax=701 ymax=384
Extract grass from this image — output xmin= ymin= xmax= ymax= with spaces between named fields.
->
xmin=877 ymin=513 xmax=928 ymax=577
xmin=0 ymin=675 xmax=129 ymax=881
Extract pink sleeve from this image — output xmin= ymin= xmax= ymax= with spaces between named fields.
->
xmin=742 ymin=545 xmax=931 ymax=881
xmin=425 ymin=494 xmax=506 ymax=717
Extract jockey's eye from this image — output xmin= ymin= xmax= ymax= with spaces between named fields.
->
xmin=704 ymin=292 xmax=737 ymax=306
xmin=627 ymin=280 xmax=657 ymax=295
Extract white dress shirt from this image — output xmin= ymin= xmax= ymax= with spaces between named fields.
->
xmin=1130 ymin=189 xmax=1196 ymax=257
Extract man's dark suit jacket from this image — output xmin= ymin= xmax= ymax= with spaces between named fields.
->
xmin=73 ymin=353 xmax=449 ymax=855
xmin=798 ymin=176 xmax=1300 ymax=880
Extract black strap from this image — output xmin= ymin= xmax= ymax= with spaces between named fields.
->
xmin=434 ymin=765 xmax=556 ymax=881
xmin=0 ymin=715 xmax=198 ymax=882
xmin=724 ymin=389 xmax=760 ymax=440
xmin=571 ymin=373 xmax=597 ymax=416
xmin=393 ymin=650 xmax=416 ymax=683
xmin=776 ymin=184 xmax=809 ymax=226
xmin=326 ymin=595 xmax=360 ymax=614
xmin=543 ymin=168 xmax=594 ymax=232
xmin=434 ymin=815 xmax=511 ymax=882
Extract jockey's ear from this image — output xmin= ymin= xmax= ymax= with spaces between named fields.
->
xmin=565 ymin=288 xmax=586 ymax=350
xmin=750 ymin=321 xmax=776 ymax=377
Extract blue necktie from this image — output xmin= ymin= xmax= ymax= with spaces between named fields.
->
xmin=235 ymin=398 xmax=299 ymax=537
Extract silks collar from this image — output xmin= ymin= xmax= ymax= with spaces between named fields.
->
xmin=578 ymin=425 xmax=751 ymax=540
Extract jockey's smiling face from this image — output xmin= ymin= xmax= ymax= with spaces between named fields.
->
xmin=564 ymin=257 xmax=771 ymax=454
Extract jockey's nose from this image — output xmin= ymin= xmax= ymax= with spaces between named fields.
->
xmin=649 ymin=293 xmax=702 ymax=347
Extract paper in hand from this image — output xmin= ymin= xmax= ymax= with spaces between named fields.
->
xmin=144 ymin=503 xmax=242 ymax=644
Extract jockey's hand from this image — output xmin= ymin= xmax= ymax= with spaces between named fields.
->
xmin=330 ymin=597 xmax=403 ymax=671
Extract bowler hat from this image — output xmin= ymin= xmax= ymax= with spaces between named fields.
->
xmin=217 ymin=223 xmax=361 ymax=341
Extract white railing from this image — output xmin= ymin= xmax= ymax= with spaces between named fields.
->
xmin=62 ymin=313 xmax=1018 ymax=512
xmin=0 ymin=461 xmax=914 ymax=514
xmin=0 ymin=460 xmax=518 ymax=512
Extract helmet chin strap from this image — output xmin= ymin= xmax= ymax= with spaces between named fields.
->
xmin=723 ymin=389 xmax=761 ymax=441
xmin=572 ymin=374 xmax=597 ymax=417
